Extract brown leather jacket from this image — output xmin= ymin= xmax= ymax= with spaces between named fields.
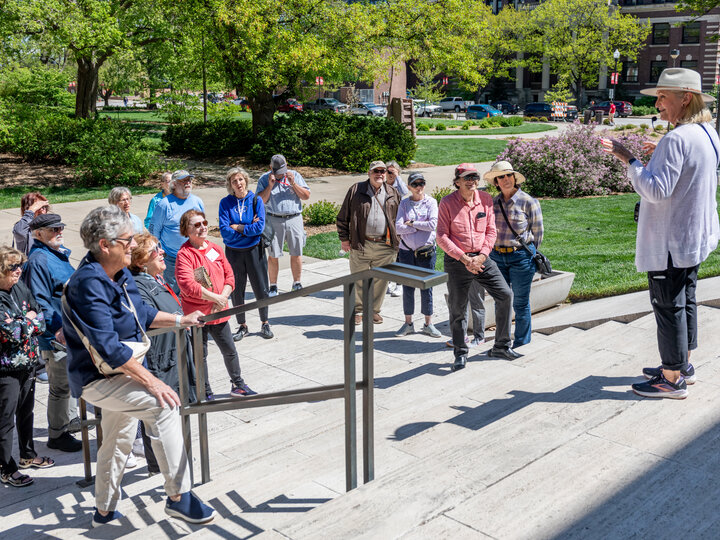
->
xmin=336 ymin=180 xmax=400 ymax=251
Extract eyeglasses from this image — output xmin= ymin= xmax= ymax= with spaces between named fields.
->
xmin=45 ymin=226 xmax=64 ymax=233
xmin=463 ymin=175 xmax=481 ymax=181
xmin=410 ymin=182 xmax=426 ymax=188
xmin=496 ymin=173 xmax=515 ymax=180
xmin=372 ymin=169 xmax=387 ymax=174
xmin=180 ymin=178 xmax=193 ymax=184
xmin=112 ymin=236 xmax=134 ymax=247
xmin=151 ymin=244 xmax=162 ymax=254
xmin=118 ymin=197 xmax=132 ymax=203
xmin=192 ymin=220 xmax=209 ymax=229
xmin=7 ymin=263 xmax=22 ymax=272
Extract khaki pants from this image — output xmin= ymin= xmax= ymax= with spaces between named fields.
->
xmin=349 ymin=242 xmax=397 ymax=315
xmin=42 ymin=350 xmax=78 ymax=439
xmin=82 ymin=376 xmax=191 ymax=512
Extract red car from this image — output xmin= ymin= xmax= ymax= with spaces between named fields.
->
xmin=276 ymin=98 xmax=303 ymax=113
xmin=588 ymin=101 xmax=633 ymax=118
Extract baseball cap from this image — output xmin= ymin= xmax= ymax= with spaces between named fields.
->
xmin=407 ymin=172 xmax=426 ymax=186
xmin=455 ymin=163 xmax=479 ymax=178
xmin=271 ymin=154 xmax=288 ymax=176
xmin=368 ymin=160 xmax=387 ymax=172
xmin=29 ymin=213 xmax=65 ymax=231
xmin=172 ymin=170 xmax=194 ymax=182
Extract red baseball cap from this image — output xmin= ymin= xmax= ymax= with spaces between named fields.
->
xmin=454 ymin=163 xmax=479 ymax=178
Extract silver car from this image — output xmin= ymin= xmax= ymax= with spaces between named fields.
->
xmin=350 ymin=102 xmax=387 ymax=117
xmin=414 ymin=100 xmax=442 ymax=117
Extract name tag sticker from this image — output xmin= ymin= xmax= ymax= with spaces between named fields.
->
xmin=206 ymin=248 xmax=220 ymax=262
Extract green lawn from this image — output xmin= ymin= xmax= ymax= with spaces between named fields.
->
xmin=414 ymin=138 xmax=508 ymax=166
xmin=300 ymin=193 xmax=720 ymax=301
xmin=418 ymin=124 xmax=556 ymax=136
xmin=98 ymin=109 xmax=253 ymax=122
xmin=0 ymin=185 xmax=158 ymax=210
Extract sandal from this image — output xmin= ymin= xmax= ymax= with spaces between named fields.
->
xmin=19 ymin=456 xmax=55 ymax=469
xmin=1 ymin=471 xmax=34 ymax=487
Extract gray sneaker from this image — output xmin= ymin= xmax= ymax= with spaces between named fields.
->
xmin=470 ymin=337 xmax=485 ymax=347
xmin=260 ymin=323 xmax=274 ymax=339
xmin=421 ymin=324 xmax=441 ymax=338
xmin=395 ymin=322 xmax=414 ymax=337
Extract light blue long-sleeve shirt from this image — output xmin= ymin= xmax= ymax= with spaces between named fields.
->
xmin=630 ymin=122 xmax=720 ymax=272
xmin=395 ymin=195 xmax=438 ymax=251
xmin=148 ymin=193 xmax=205 ymax=258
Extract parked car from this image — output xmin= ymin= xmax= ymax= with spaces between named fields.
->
xmin=588 ymin=100 xmax=633 ymax=118
xmin=304 ymin=98 xmax=349 ymax=113
xmin=466 ymin=104 xmax=504 ymax=120
xmin=523 ymin=102 xmax=578 ymax=121
xmin=232 ymin=98 xmax=250 ymax=110
xmin=413 ymin=100 xmax=443 ymax=117
xmin=491 ymin=100 xmax=519 ymax=114
xmin=439 ymin=96 xmax=475 ymax=112
xmin=350 ymin=102 xmax=386 ymax=117
xmin=276 ymin=98 xmax=304 ymax=113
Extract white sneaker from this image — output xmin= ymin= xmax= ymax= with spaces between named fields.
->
xmin=387 ymin=283 xmax=396 ymax=295
xmin=126 ymin=453 xmax=137 ymax=469
xmin=390 ymin=283 xmax=401 ymax=297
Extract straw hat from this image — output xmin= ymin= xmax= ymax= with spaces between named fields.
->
xmin=483 ymin=161 xmax=526 ymax=184
xmin=639 ymin=68 xmax=715 ymax=103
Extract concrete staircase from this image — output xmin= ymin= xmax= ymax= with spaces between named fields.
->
xmin=5 ymin=259 xmax=720 ymax=539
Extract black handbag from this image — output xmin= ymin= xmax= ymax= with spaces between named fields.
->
xmin=251 ymin=195 xmax=273 ymax=248
xmin=400 ymin=238 xmax=435 ymax=259
xmin=497 ymin=200 xmax=552 ymax=276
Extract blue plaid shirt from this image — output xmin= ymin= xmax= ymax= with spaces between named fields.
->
xmin=493 ymin=189 xmax=543 ymax=248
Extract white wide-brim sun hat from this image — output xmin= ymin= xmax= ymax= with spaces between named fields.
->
xmin=483 ymin=160 xmax=526 ymax=184
xmin=640 ymin=67 xmax=715 ymax=103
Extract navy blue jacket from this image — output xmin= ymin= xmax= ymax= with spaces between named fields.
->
xmin=23 ymin=241 xmax=75 ymax=351
xmin=63 ymin=252 xmax=159 ymax=398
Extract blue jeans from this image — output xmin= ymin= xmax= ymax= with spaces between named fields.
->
xmin=490 ymin=246 xmax=536 ymax=348
xmin=397 ymin=248 xmax=436 ymax=316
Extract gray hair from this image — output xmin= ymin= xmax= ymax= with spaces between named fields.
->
xmin=386 ymin=160 xmax=401 ymax=173
xmin=225 ymin=166 xmax=250 ymax=195
xmin=108 ymin=186 xmax=132 ymax=205
xmin=80 ymin=206 xmax=133 ymax=255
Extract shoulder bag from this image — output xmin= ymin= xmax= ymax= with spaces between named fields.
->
xmin=251 ymin=194 xmax=273 ymax=249
xmin=61 ymin=283 xmax=151 ymax=376
xmin=498 ymin=200 xmax=552 ymax=276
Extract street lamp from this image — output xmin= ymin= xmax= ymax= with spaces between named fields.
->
xmin=610 ymin=49 xmax=620 ymax=101
xmin=670 ymin=49 xmax=680 ymax=67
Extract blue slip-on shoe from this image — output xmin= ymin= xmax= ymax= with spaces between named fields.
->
xmin=92 ymin=508 xmax=124 ymax=528
xmin=36 ymin=371 xmax=48 ymax=383
xmin=165 ymin=491 xmax=215 ymax=524
xmin=632 ymin=373 xmax=688 ymax=400
xmin=642 ymin=363 xmax=696 ymax=385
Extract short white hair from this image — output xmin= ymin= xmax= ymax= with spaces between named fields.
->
xmin=108 ymin=187 xmax=132 ymax=205
xmin=80 ymin=206 xmax=132 ymax=255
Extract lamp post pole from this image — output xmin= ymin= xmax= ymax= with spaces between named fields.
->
xmin=610 ymin=49 xmax=620 ymax=101
xmin=670 ymin=49 xmax=680 ymax=68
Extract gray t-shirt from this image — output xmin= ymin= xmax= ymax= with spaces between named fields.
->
xmin=365 ymin=183 xmax=388 ymax=237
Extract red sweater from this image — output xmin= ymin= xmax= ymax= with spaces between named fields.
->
xmin=175 ymin=240 xmax=235 ymax=325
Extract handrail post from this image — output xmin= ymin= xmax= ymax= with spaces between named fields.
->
xmin=77 ymin=398 xmax=93 ymax=487
xmin=343 ymin=281 xmax=357 ymax=491
xmin=192 ymin=326 xmax=211 ymax=484
xmin=175 ymin=327 xmax=194 ymax=486
xmin=361 ymin=277 xmax=375 ymax=484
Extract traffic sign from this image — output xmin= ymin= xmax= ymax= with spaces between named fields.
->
xmin=316 ymin=76 xmax=324 ymax=85
xmin=442 ymin=77 xmax=448 ymax=85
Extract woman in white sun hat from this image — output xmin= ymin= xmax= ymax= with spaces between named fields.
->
xmin=601 ymin=67 xmax=720 ymax=400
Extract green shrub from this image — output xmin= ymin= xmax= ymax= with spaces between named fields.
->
xmin=435 ymin=123 xmax=447 ymax=131
xmin=163 ymin=119 xmax=253 ymax=157
xmin=477 ymin=118 xmax=492 ymax=129
xmin=154 ymin=92 xmax=202 ymax=124
xmin=632 ymin=105 xmax=657 ymax=116
xmin=0 ymin=66 xmax=74 ymax=109
xmin=633 ymin=96 xmax=656 ymax=107
xmin=417 ymin=123 xmax=430 ymax=132
xmin=499 ymin=116 xmax=523 ymax=127
xmin=249 ymin=111 xmax=416 ymax=171
xmin=431 ymin=186 xmax=453 ymax=204
xmin=302 ymin=200 xmax=341 ymax=226
xmin=461 ymin=122 xmax=471 ymax=130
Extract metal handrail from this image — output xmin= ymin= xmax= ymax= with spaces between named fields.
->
xmin=77 ymin=262 xmax=446 ymax=492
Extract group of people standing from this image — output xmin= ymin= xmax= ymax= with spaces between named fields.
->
xmin=336 ymin=158 xmax=545 ymax=372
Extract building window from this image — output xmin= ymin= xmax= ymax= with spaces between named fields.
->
xmin=682 ymin=22 xmax=700 ymax=44
xmin=626 ymin=63 xmax=639 ymax=83
xmin=652 ymin=23 xmax=670 ymax=45
xmin=650 ymin=61 xmax=667 ymax=82
xmin=680 ymin=60 xmax=698 ymax=72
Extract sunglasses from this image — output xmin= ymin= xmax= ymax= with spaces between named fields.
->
xmin=42 ymin=226 xmax=64 ymax=233
xmin=112 ymin=236 xmax=134 ymax=247
xmin=192 ymin=220 xmax=209 ymax=229
xmin=151 ymin=244 xmax=162 ymax=254
xmin=496 ymin=173 xmax=515 ymax=180
xmin=372 ymin=169 xmax=387 ymax=174
xmin=463 ymin=175 xmax=481 ymax=181
xmin=410 ymin=182 xmax=426 ymax=187
xmin=8 ymin=263 xmax=22 ymax=272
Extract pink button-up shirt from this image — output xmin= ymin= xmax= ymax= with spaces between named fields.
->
xmin=437 ymin=190 xmax=496 ymax=260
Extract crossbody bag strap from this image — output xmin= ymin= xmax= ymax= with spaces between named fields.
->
xmin=120 ymin=283 xmax=150 ymax=344
xmin=497 ymin=199 xmax=534 ymax=257
xmin=698 ymin=123 xmax=719 ymax=165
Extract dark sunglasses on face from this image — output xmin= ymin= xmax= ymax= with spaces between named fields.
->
xmin=464 ymin=175 xmax=480 ymax=181
xmin=8 ymin=263 xmax=22 ymax=272
xmin=410 ymin=182 xmax=426 ymax=188
xmin=496 ymin=173 xmax=515 ymax=180
xmin=372 ymin=169 xmax=387 ymax=174
xmin=47 ymin=226 xmax=64 ymax=233
xmin=192 ymin=220 xmax=209 ymax=229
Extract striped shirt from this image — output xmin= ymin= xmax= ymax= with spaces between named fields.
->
xmin=493 ymin=189 xmax=543 ymax=248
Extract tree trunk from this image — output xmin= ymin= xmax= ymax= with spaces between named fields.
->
xmin=76 ymin=58 xmax=101 ymax=118
xmin=101 ymin=89 xmax=112 ymax=107
xmin=249 ymin=92 xmax=276 ymax=135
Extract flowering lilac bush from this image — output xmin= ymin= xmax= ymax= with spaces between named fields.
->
xmin=498 ymin=123 xmax=649 ymax=198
